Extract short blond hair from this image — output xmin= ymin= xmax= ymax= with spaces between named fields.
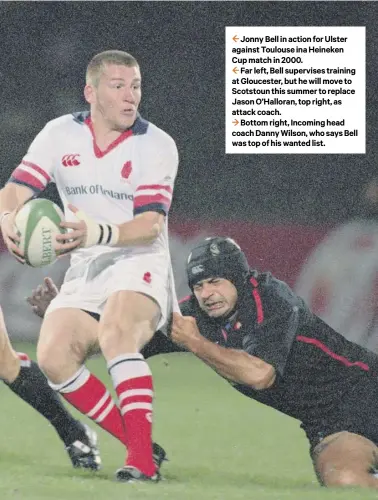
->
xmin=86 ymin=50 xmax=139 ymax=87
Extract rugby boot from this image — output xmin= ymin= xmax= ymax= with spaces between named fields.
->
xmin=115 ymin=442 xmax=167 ymax=482
xmin=66 ymin=424 xmax=101 ymax=470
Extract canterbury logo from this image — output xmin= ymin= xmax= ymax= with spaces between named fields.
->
xmin=191 ymin=265 xmax=204 ymax=274
xmin=62 ymin=154 xmax=80 ymax=167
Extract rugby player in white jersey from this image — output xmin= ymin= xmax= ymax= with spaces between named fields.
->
xmin=0 ymin=50 xmax=179 ymax=482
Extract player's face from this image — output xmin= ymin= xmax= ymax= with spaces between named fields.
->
xmin=85 ymin=63 xmax=142 ymax=131
xmin=193 ymin=278 xmax=238 ymax=318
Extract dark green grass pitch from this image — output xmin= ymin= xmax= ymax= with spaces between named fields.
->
xmin=0 ymin=345 xmax=376 ymax=500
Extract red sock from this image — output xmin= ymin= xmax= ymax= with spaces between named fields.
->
xmin=108 ymin=354 xmax=155 ymax=476
xmin=49 ymin=366 xmax=126 ymax=445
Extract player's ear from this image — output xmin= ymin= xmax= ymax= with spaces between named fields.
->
xmin=84 ymin=84 xmax=96 ymax=105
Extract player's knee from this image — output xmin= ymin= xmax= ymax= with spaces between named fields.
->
xmin=322 ymin=468 xmax=364 ymax=488
xmin=37 ymin=346 xmax=60 ymax=382
xmin=99 ymin=319 xmax=127 ymax=348
xmin=99 ymin=318 xmax=143 ymax=355
xmin=37 ymin=337 xmax=84 ymax=384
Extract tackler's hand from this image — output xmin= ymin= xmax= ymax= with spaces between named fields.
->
xmin=171 ymin=312 xmax=202 ymax=350
xmin=26 ymin=277 xmax=59 ymax=318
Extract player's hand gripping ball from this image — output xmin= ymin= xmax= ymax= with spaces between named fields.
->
xmin=14 ymin=199 xmax=66 ymax=267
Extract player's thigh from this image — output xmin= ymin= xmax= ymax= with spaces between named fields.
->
xmin=99 ymin=291 xmax=161 ymax=355
xmin=313 ymin=431 xmax=378 ymax=486
xmin=37 ymin=308 xmax=99 ymax=372
xmin=141 ymin=330 xmax=187 ymax=359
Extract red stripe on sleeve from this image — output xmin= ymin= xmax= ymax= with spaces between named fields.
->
xmin=136 ymin=184 xmax=172 ymax=193
xmin=12 ymin=169 xmax=45 ymax=191
xmin=21 ymin=161 xmax=51 ymax=182
xmin=133 ymin=193 xmax=171 ymax=209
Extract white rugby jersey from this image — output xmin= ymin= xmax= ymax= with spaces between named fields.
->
xmin=8 ymin=112 xmax=179 ymax=263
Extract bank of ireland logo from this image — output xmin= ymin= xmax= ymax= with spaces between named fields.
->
xmin=121 ymin=161 xmax=132 ymax=182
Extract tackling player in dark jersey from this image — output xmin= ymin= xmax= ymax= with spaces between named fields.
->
xmin=172 ymin=237 xmax=378 ymax=489
xmin=29 ymin=237 xmax=378 ymax=488
xmin=0 ymin=290 xmax=101 ymax=470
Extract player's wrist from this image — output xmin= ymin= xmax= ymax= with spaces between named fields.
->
xmin=96 ymin=223 xmax=119 ymax=247
xmin=72 ymin=208 xmax=119 ymax=248
xmin=84 ymin=222 xmax=119 ymax=247
xmin=186 ymin=333 xmax=205 ymax=354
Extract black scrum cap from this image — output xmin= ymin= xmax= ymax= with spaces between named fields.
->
xmin=186 ymin=237 xmax=249 ymax=289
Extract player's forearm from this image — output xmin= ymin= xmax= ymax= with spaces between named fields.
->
xmin=116 ymin=214 xmax=163 ymax=246
xmin=188 ymin=336 xmax=276 ymax=390
xmin=0 ymin=183 xmax=33 ymax=214
xmin=0 ymin=184 xmax=19 ymax=215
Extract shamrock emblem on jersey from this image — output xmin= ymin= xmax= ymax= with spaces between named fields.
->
xmin=143 ymin=272 xmax=152 ymax=284
xmin=121 ymin=161 xmax=132 ymax=182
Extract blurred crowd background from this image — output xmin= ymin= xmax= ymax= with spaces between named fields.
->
xmin=1 ymin=1 xmax=378 ymax=349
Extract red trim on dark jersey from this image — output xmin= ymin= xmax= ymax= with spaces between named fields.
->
xmin=250 ymin=277 xmax=258 ymax=287
xmin=21 ymin=161 xmax=51 ymax=182
xmin=296 ymin=335 xmax=370 ymax=371
xmin=249 ymin=277 xmax=264 ymax=324
xmin=85 ymin=117 xmax=134 ymax=158
xmin=179 ymin=295 xmax=191 ymax=304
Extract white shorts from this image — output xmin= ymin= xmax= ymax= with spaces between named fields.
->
xmin=45 ymin=250 xmax=172 ymax=330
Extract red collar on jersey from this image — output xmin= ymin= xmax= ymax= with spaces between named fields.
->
xmin=82 ymin=113 xmax=149 ymax=158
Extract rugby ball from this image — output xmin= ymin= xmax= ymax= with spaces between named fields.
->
xmin=14 ymin=199 xmax=66 ymax=267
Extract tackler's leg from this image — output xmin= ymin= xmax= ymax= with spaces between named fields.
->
xmin=0 ymin=305 xmax=97 ymax=470
xmin=313 ymin=431 xmax=378 ymax=489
